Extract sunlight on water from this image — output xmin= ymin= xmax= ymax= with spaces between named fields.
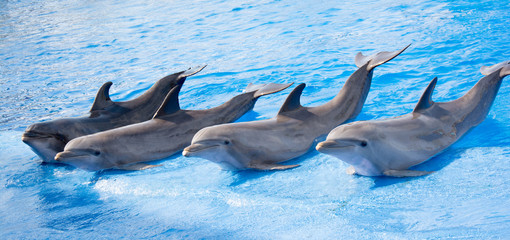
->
xmin=1 ymin=0 xmax=509 ymax=238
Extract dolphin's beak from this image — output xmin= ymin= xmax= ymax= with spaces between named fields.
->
xmin=21 ymin=132 xmax=35 ymax=142
xmin=316 ymin=140 xmax=336 ymax=152
xmin=316 ymin=140 xmax=354 ymax=152
xmin=54 ymin=151 xmax=69 ymax=162
xmin=22 ymin=131 xmax=67 ymax=145
xmin=22 ymin=131 xmax=51 ymax=142
xmin=182 ymin=143 xmax=217 ymax=157
xmin=21 ymin=135 xmax=30 ymax=143
xmin=54 ymin=151 xmax=88 ymax=162
xmin=182 ymin=148 xmax=192 ymax=157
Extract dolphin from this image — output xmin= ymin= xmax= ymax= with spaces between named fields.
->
xmin=53 ymin=81 xmax=293 ymax=171
xmin=22 ymin=65 xmax=206 ymax=163
xmin=182 ymin=46 xmax=409 ymax=170
xmin=316 ymin=60 xmax=510 ymax=177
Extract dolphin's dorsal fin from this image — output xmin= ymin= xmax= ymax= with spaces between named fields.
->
xmin=90 ymin=81 xmax=113 ymax=112
xmin=354 ymin=44 xmax=410 ymax=71
xmin=152 ymin=81 xmax=183 ymax=118
xmin=179 ymin=65 xmax=207 ymax=78
xmin=277 ymin=83 xmax=306 ymax=115
xmin=413 ymin=77 xmax=438 ymax=113
xmin=480 ymin=60 xmax=510 ymax=77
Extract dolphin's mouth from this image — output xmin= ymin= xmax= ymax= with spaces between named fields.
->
xmin=182 ymin=143 xmax=219 ymax=156
xmin=22 ymin=131 xmax=52 ymax=139
xmin=316 ymin=140 xmax=355 ymax=151
xmin=22 ymin=131 xmax=67 ymax=142
xmin=55 ymin=150 xmax=92 ymax=162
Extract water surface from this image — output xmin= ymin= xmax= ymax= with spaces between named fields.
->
xmin=1 ymin=0 xmax=509 ymax=239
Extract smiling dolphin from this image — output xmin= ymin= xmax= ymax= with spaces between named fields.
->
xmin=316 ymin=60 xmax=510 ymax=177
xmin=182 ymin=46 xmax=409 ymax=170
xmin=22 ymin=65 xmax=206 ymax=163
xmin=53 ymin=81 xmax=293 ymax=171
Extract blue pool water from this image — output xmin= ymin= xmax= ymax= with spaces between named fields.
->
xmin=1 ymin=0 xmax=509 ymax=238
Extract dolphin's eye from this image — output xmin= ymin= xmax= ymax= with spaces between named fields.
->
xmin=224 ymin=140 xmax=230 ymax=145
xmin=360 ymin=141 xmax=368 ymax=147
xmin=93 ymin=151 xmax=101 ymax=156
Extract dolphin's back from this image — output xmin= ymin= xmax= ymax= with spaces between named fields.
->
xmin=440 ymin=72 xmax=503 ymax=137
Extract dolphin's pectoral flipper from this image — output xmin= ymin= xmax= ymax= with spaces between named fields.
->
xmin=245 ymin=82 xmax=294 ymax=98
xmin=90 ymin=81 xmax=114 ymax=112
xmin=117 ymin=163 xmax=162 ymax=171
xmin=249 ymin=162 xmax=300 ymax=171
xmin=180 ymin=65 xmax=207 ymax=78
xmin=383 ymin=169 xmax=434 ymax=177
xmin=480 ymin=60 xmax=510 ymax=77
xmin=354 ymin=44 xmax=410 ymax=70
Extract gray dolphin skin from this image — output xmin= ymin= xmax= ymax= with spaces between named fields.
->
xmin=53 ymin=81 xmax=293 ymax=171
xmin=22 ymin=66 xmax=206 ymax=163
xmin=182 ymin=46 xmax=409 ymax=171
xmin=316 ymin=60 xmax=510 ymax=177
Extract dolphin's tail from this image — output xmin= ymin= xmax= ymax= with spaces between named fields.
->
xmin=245 ymin=82 xmax=294 ymax=98
xmin=179 ymin=65 xmax=207 ymax=78
xmin=354 ymin=44 xmax=410 ymax=71
xmin=480 ymin=60 xmax=510 ymax=78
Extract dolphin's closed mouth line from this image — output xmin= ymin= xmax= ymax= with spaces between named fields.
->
xmin=316 ymin=141 xmax=354 ymax=150
xmin=55 ymin=152 xmax=89 ymax=161
xmin=22 ymin=131 xmax=54 ymax=139
xmin=318 ymin=145 xmax=351 ymax=149
xmin=184 ymin=144 xmax=219 ymax=154
xmin=22 ymin=131 xmax=68 ymax=143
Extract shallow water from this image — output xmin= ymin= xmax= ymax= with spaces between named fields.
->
xmin=1 ymin=0 xmax=509 ymax=239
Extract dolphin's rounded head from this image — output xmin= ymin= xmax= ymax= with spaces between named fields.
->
xmin=54 ymin=135 xmax=114 ymax=171
xmin=22 ymin=120 xmax=72 ymax=163
xmin=183 ymin=124 xmax=252 ymax=170
xmin=316 ymin=122 xmax=386 ymax=176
